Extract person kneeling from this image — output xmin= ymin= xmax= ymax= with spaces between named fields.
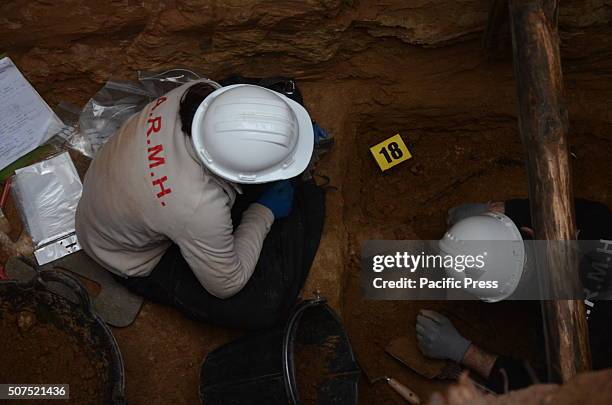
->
xmin=76 ymin=81 xmax=325 ymax=330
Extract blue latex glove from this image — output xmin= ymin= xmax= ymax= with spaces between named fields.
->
xmin=312 ymin=121 xmax=330 ymax=145
xmin=257 ymin=180 xmax=294 ymax=219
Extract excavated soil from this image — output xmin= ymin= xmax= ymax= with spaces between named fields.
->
xmin=342 ymin=117 xmax=611 ymax=403
xmin=294 ymin=336 xmax=341 ymax=405
xmin=0 ymin=310 xmax=104 ymax=404
xmin=111 ymin=302 xmax=240 ymax=404
xmin=1 ymin=1 xmax=612 ymax=404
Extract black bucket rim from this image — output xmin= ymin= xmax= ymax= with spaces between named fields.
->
xmin=0 ymin=270 xmax=126 ymax=404
xmin=281 ymin=296 xmax=359 ymax=405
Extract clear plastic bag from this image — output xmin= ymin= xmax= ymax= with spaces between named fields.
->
xmin=76 ymin=80 xmax=151 ymax=157
xmin=138 ymin=68 xmax=220 ymax=97
xmin=74 ymin=69 xmax=220 ymax=157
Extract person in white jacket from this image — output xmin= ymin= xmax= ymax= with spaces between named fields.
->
xmin=76 ymin=80 xmax=325 ymax=329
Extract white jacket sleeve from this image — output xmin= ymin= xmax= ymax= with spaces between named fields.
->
xmin=174 ymin=199 xmax=274 ymax=299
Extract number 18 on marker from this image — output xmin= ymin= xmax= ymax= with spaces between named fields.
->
xmin=370 ymin=133 xmax=412 ymax=171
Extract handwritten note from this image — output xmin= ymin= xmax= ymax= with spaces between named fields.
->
xmin=0 ymin=57 xmax=63 ymax=170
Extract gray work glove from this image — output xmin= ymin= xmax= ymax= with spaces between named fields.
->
xmin=416 ymin=310 xmax=471 ymax=363
xmin=446 ymin=203 xmax=489 ymax=226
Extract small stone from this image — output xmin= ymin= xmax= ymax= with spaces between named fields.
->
xmin=17 ymin=311 xmax=37 ymax=333
xmin=409 ymin=163 xmax=424 ymax=175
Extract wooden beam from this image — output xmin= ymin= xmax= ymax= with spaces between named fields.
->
xmin=508 ymin=0 xmax=591 ymax=381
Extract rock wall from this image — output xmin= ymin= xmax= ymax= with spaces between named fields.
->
xmin=2 ymin=0 xmax=611 ymax=105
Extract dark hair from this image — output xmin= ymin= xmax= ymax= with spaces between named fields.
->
xmin=179 ymin=83 xmax=217 ymax=136
xmin=520 ymin=228 xmax=534 ymax=240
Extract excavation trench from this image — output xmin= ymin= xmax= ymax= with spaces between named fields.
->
xmin=343 ymin=113 xmax=526 ymax=239
xmin=2 ymin=12 xmax=612 ymax=402
xmin=74 ymin=94 xmax=612 ymax=404
xmin=0 ymin=76 xmax=609 ymax=405
xmin=336 ymin=112 xmax=538 ymax=402
xmin=334 ymin=104 xmax=611 ymax=401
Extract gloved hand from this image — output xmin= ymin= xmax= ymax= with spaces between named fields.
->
xmin=416 ymin=310 xmax=471 ymax=363
xmin=257 ymin=180 xmax=294 ymax=219
xmin=312 ymin=121 xmax=330 ymax=145
xmin=447 ymin=203 xmax=489 ymax=226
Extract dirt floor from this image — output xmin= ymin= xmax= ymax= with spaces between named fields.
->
xmin=1 ymin=1 xmax=612 ymax=404
xmin=339 ymin=108 xmax=611 ymax=403
xmin=111 ymin=303 xmax=241 ymax=404
xmin=341 ymin=118 xmax=539 ymax=402
xmin=2 ymin=90 xmax=608 ymax=404
xmin=0 ymin=310 xmax=104 ymax=404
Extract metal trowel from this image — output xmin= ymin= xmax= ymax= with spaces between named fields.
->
xmin=357 ymin=355 xmax=421 ymax=404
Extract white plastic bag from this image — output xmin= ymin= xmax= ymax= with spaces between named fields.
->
xmin=12 ymin=152 xmax=82 ymax=248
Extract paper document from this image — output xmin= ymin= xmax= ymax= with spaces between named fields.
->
xmin=0 ymin=57 xmax=63 ymax=170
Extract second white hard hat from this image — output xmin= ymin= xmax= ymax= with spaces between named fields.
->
xmin=438 ymin=212 xmax=526 ymax=302
xmin=191 ymin=84 xmax=314 ymax=184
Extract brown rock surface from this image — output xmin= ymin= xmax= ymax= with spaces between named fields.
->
xmin=427 ymin=369 xmax=612 ymax=405
xmin=2 ymin=0 xmax=611 ymax=107
xmin=1 ymin=1 xmax=611 ymax=404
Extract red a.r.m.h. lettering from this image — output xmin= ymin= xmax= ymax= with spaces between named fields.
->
xmin=147 ymin=117 xmax=162 ymax=136
xmin=148 ymin=144 xmax=165 ymax=169
xmin=151 ymin=96 xmax=167 ymax=111
xmin=152 ymin=176 xmax=172 ymax=199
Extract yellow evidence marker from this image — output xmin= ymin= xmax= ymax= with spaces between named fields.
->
xmin=369 ymin=133 xmax=412 ymax=171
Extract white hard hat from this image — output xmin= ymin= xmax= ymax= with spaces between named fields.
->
xmin=191 ymin=84 xmax=313 ymax=183
xmin=438 ymin=212 xmax=525 ymax=302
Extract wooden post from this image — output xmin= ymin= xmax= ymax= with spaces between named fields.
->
xmin=508 ymin=0 xmax=591 ymax=381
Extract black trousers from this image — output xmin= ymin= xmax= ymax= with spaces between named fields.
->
xmin=116 ymin=179 xmax=326 ymax=330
